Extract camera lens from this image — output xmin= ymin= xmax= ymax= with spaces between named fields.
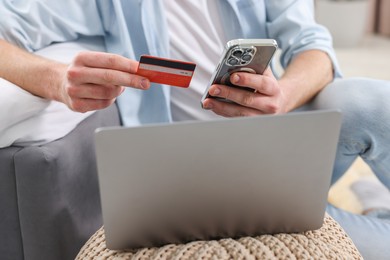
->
xmin=227 ymin=57 xmax=239 ymax=65
xmin=232 ymin=49 xmax=243 ymax=58
xmin=242 ymin=54 xmax=252 ymax=61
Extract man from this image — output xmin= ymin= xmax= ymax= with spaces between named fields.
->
xmin=1 ymin=0 xmax=389 ymax=258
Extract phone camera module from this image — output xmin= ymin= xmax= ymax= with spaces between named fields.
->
xmin=226 ymin=46 xmax=256 ymax=66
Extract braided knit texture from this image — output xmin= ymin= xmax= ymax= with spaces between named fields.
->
xmin=76 ymin=214 xmax=362 ymax=259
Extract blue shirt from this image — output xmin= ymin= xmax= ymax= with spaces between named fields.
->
xmin=0 ymin=0 xmax=341 ymax=126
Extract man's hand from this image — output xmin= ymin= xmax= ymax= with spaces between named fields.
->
xmin=202 ymin=69 xmax=287 ymax=117
xmin=58 ymin=51 xmax=150 ymax=112
xmin=0 ymin=40 xmax=152 ymax=113
xmin=201 ymin=50 xmax=334 ymax=118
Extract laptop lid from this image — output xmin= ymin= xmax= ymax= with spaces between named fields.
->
xmin=95 ymin=110 xmax=341 ymax=250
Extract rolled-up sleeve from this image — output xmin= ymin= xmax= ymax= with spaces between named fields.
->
xmin=265 ymin=0 xmax=342 ymax=78
xmin=0 ymin=0 xmax=105 ymax=52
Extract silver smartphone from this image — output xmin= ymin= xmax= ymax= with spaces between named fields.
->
xmin=201 ymin=39 xmax=278 ymax=104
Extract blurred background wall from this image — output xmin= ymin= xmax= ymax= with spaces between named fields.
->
xmin=316 ymin=0 xmax=390 ymax=47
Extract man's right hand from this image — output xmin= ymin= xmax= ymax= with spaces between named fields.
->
xmin=59 ymin=51 xmax=150 ymax=112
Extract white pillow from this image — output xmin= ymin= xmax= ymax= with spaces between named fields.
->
xmin=0 ymin=36 xmax=106 ymax=147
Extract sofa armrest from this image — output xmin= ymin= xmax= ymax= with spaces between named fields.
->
xmin=0 ymin=146 xmax=24 ymax=259
xmin=0 ymin=104 xmax=120 ymax=260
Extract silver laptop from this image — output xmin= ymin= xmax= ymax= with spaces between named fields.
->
xmin=94 ymin=110 xmax=341 ymax=250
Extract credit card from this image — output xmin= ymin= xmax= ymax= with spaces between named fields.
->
xmin=136 ymin=55 xmax=196 ymax=88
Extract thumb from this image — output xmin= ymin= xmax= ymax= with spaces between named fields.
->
xmin=262 ymin=68 xmax=276 ymax=79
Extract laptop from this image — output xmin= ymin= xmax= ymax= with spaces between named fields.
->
xmin=94 ymin=110 xmax=341 ymax=250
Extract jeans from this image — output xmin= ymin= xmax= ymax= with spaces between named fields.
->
xmin=306 ymin=78 xmax=390 ymax=259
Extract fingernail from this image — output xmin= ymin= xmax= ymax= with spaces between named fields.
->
xmin=203 ymin=102 xmax=213 ymax=110
xmin=141 ymin=79 xmax=149 ymax=89
xmin=231 ymin=74 xmax=240 ymax=84
xmin=212 ymin=87 xmax=221 ymax=96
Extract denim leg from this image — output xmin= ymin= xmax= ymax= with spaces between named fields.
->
xmin=307 ymin=78 xmax=390 ymax=188
xmin=327 ymin=204 xmax=390 ymax=260
xmin=309 ymin=78 xmax=390 ymax=258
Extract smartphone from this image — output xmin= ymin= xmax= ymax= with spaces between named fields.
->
xmin=201 ymin=39 xmax=278 ymax=105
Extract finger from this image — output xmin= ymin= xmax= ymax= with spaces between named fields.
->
xmin=69 ymin=97 xmax=116 ymax=113
xmin=262 ymin=67 xmax=275 ymax=77
xmin=207 ymin=84 xmax=260 ymax=109
xmin=202 ymin=98 xmax=263 ymax=118
xmin=73 ymin=51 xmax=139 ymax=73
xmin=230 ymin=72 xmax=277 ymax=96
xmin=67 ymin=66 xmax=150 ymax=90
xmin=206 ymin=86 xmax=280 ymax=114
xmin=67 ymin=83 xmax=125 ymax=100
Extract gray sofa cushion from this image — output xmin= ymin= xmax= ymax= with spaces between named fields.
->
xmin=0 ymin=104 xmax=120 ymax=260
xmin=0 ymin=146 xmax=24 ymax=259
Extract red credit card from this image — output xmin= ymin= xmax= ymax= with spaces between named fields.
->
xmin=136 ymin=55 xmax=196 ymax=88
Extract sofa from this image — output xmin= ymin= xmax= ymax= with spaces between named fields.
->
xmin=0 ymin=104 xmax=120 ymax=260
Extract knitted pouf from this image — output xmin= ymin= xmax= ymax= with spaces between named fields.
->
xmin=76 ymin=214 xmax=362 ymax=260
